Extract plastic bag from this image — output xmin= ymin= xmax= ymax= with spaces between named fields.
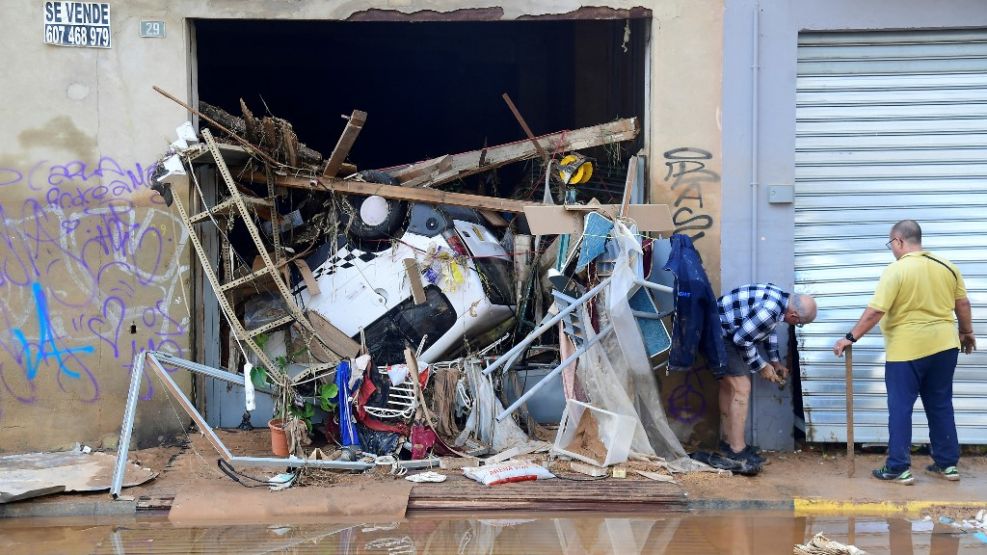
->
xmin=463 ymin=461 xmax=555 ymax=486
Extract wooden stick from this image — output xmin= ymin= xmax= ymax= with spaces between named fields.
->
xmin=153 ymin=86 xmax=283 ymax=168
xmin=501 ymin=92 xmax=549 ymax=163
xmin=845 ymin=344 xmax=855 ymax=478
xmin=322 ymin=110 xmax=367 ymax=178
xmin=620 ymin=156 xmax=638 ymax=217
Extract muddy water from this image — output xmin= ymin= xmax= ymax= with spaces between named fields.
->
xmin=1 ymin=511 xmax=984 ymax=554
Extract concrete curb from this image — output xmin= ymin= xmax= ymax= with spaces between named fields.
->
xmin=0 ymin=499 xmax=135 ymax=519
xmin=686 ymin=499 xmax=794 ymax=511
xmin=793 ymin=498 xmax=987 ymax=517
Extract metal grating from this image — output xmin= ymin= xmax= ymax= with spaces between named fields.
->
xmin=794 ymin=29 xmax=987 ymax=444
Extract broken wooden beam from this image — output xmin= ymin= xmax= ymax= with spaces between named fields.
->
xmin=241 ymin=171 xmax=537 ymax=213
xmin=395 ymin=154 xmax=452 ymax=187
xmin=502 ymin=92 xmax=549 ymax=163
xmin=322 ymin=110 xmax=367 ymax=177
xmin=386 ymin=117 xmax=639 ymax=189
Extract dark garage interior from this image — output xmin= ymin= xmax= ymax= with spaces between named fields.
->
xmin=193 ymin=17 xmax=649 ymax=200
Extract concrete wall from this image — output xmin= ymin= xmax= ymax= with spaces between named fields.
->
xmin=0 ymin=1 xmax=195 ymax=453
xmin=648 ymin=0 xmax=725 ymax=447
xmin=0 ymin=0 xmax=724 ymax=452
xmin=720 ymin=0 xmax=987 ymax=449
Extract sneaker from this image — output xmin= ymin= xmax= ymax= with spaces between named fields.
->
xmin=720 ymin=440 xmax=761 ymax=455
xmin=926 ymin=464 xmax=960 ymax=481
xmin=872 ymin=466 xmax=915 ymax=485
xmin=722 ymin=445 xmax=766 ymax=466
xmin=720 ymin=441 xmax=768 ymax=466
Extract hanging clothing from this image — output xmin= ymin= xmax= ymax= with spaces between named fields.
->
xmin=662 ymin=234 xmax=728 ymax=373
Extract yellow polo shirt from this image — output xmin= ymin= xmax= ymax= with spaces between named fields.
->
xmin=868 ymin=251 xmax=966 ymax=361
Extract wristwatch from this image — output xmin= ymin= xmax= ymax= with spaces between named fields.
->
xmin=845 ymin=332 xmax=858 ymax=343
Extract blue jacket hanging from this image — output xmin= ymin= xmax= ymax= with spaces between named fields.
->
xmin=662 ymin=234 xmax=728 ymax=372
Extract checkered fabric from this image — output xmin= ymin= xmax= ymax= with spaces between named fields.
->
xmin=311 ymin=247 xmax=378 ymax=280
xmin=717 ymin=283 xmax=790 ymax=373
xmin=292 ymin=246 xmax=380 ymax=295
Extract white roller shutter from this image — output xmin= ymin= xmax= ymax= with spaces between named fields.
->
xmin=795 ymin=30 xmax=987 ymax=444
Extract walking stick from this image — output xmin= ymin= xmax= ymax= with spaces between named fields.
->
xmin=845 ymin=344 xmax=855 ymax=477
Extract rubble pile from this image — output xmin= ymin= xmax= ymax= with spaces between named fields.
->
xmin=137 ymin=89 xmax=716 ymax=491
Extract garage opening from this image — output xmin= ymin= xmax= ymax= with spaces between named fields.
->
xmin=193 ymin=17 xmax=650 ymax=200
xmin=190 ymin=17 xmax=651 ymax=427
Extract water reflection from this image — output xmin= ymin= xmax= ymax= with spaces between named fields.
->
xmin=0 ymin=511 xmax=980 ymax=554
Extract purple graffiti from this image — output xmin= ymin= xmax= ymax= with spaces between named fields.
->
xmin=667 ymin=367 xmax=707 ymax=424
xmin=0 ymin=156 xmax=188 ymax=412
xmin=87 ymin=296 xmax=126 ymax=358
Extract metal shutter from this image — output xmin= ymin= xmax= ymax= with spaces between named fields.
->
xmin=795 ymin=30 xmax=987 ymax=444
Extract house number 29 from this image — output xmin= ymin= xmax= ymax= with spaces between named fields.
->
xmin=140 ymin=20 xmax=165 ymax=38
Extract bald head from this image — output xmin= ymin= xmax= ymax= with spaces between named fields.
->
xmin=891 ymin=219 xmax=922 ymax=246
xmin=791 ymin=294 xmax=817 ymax=325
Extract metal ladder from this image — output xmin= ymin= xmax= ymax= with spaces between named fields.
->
xmin=172 ymin=128 xmax=346 ymax=381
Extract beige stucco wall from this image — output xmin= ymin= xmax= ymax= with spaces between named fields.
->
xmin=0 ymin=0 xmax=723 ymax=452
xmin=648 ymin=0 xmax=724 ymax=445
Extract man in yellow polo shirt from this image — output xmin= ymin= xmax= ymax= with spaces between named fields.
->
xmin=833 ymin=220 xmax=976 ymax=484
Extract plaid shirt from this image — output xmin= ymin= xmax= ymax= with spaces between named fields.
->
xmin=717 ymin=283 xmax=790 ymax=373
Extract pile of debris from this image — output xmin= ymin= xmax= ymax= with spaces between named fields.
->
xmin=119 ymin=87 xmax=717 ymax=494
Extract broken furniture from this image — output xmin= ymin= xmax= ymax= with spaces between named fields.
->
xmin=110 ymin=351 xmax=437 ymax=499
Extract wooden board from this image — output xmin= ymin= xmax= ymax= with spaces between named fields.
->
xmin=245 ymin=171 xmax=536 ymax=214
xmin=306 ymin=310 xmax=361 ymax=359
xmin=523 ymin=204 xmax=674 ymax=234
xmin=408 ymin=473 xmax=686 ymax=512
xmin=390 ymin=118 xmax=639 ymax=190
xmin=322 ymin=110 xmax=366 ymax=178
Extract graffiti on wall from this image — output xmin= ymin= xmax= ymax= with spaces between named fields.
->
xmin=0 ymin=156 xmax=189 ymax=415
xmin=661 ymin=146 xmax=720 ymax=424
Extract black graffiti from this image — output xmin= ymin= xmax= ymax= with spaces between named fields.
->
xmin=663 ymin=147 xmax=719 ymax=241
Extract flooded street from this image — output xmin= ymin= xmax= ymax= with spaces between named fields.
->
xmin=2 ymin=511 xmax=986 ymax=554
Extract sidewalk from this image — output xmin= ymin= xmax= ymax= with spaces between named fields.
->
xmin=679 ymin=449 xmax=987 ymax=516
xmin=3 ymin=430 xmax=985 ymax=519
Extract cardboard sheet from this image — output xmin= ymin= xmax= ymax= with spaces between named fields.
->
xmin=0 ymin=450 xmax=156 ymax=504
xmin=523 ymin=204 xmax=673 ymax=235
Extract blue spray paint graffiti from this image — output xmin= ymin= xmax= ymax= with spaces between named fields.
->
xmin=13 ymin=282 xmax=95 ymax=380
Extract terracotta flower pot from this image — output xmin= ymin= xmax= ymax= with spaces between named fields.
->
xmin=268 ymin=418 xmax=289 ymax=457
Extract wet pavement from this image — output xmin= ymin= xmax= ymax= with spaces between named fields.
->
xmin=2 ymin=511 xmax=987 ymax=554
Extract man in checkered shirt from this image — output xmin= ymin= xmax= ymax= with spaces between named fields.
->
xmin=717 ymin=283 xmax=817 ymax=466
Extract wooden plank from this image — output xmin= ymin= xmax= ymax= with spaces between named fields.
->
xmin=407 ymin=473 xmax=687 ymax=511
xmin=306 ymin=310 xmax=361 ymax=359
xmin=403 ymin=258 xmax=427 ymax=305
xmin=385 ymin=118 xmax=639 ymax=189
xmin=293 ymin=259 xmax=321 ymax=297
xmin=244 ymin=171 xmax=537 ymax=214
xmin=479 ymin=210 xmax=509 ymax=227
xmin=322 ymin=110 xmax=367 ymax=178
xmin=394 ymin=155 xmax=452 ymax=186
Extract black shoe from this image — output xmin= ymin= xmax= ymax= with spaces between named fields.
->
xmin=721 ymin=444 xmax=766 ymax=466
xmin=720 ymin=440 xmax=761 ymax=455
xmin=872 ymin=465 xmax=915 ymax=485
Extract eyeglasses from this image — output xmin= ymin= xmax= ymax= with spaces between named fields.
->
xmin=885 ymin=237 xmax=901 ymax=250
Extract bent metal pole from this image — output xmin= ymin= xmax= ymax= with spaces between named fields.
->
xmin=482 ymin=275 xmax=614 ymax=376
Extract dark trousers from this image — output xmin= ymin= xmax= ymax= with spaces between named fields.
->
xmin=885 ymin=348 xmax=959 ymax=471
